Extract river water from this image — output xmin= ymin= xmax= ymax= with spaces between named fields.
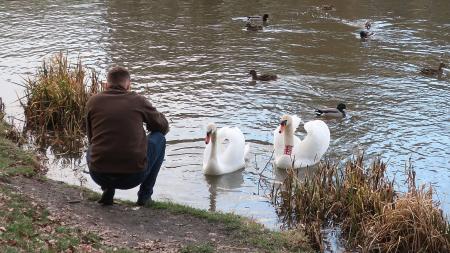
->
xmin=1 ymin=0 xmax=449 ymax=230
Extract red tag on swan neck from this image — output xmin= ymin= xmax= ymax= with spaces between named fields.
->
xmin=284 ymin=145 xmax=293 ymax=155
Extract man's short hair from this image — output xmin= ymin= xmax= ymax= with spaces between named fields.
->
xmin=107 ymin=66 xmax=130 ymax=88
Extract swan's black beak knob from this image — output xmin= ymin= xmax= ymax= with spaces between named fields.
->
xmin=279 ymin=120 xmax=287 ymax=133
xmin=205 ymin=132 xmax=211 ymax=144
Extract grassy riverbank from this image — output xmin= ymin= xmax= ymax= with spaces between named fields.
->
xmin=0 ymin=120 xmax=312 ymax=253
xmin=0 ymin=121 xmax=112 ymax=252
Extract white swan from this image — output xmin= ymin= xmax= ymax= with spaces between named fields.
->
xmin=273 ymin=115 xmax=330 ymax=169
xmin=203 ymin=123 xmax=250 ymax=175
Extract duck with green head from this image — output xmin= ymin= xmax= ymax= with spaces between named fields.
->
xmin=247 ymin=14 xmax=269 ymax=25
xmin=360 ymin=30 xmax=373 ymax=39
xmin=315 ymin=103 xmax=347 ymax=119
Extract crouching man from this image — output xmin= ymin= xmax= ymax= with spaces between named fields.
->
xmin=86 ymin=66 xmax=169 ymax=206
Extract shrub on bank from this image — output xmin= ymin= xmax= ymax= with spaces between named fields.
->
xmin=20 ymin=52 xmax=100 ymax=153
xmin=272 ymin=155 xmax=449 ymax=252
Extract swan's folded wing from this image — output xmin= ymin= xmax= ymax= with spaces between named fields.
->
xmin=291 ymin=115 xmax=302 ymax=131
xmin=217 ymin=127 xmax=246 ymax=169
xmin=217 ymin=127 xmax=245 ymax=144
xmin=295 ymin=120 xmax=330 ymax=166
xmin=303 ymin=120 xmax=330 ymax=137
xmin=215 ymin=127 xmax=238 ymax=155
xmin=244 ymin=143 xmax=251 ymax=161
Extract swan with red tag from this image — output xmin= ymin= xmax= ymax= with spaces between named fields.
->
xmin=273 ymin=115 xmax=330 ymax=169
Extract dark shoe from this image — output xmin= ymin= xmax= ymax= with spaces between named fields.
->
xmin=136 ymin=196 xmax=152 ymax=207
xmin=98 ymin=188 xmax=115 ymax=206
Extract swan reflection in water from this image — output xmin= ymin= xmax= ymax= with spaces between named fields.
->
xmin=205 ymin=170 xmax=244 ymax=212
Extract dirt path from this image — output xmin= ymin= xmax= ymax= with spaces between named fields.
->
xmin=8 ymin=176 xmax=258 ymax=252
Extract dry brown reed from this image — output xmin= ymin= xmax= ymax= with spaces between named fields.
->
xmin=0 ymin=97 xmax=5 ymax=121
xmin=20 ymin=52 xmax=100 ymax=153
xmin=272 ymin=155 xmax=449 ymax=252
xmin=363 ymin=170 xmax=450 ymax=252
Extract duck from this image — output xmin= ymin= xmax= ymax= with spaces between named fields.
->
xmin=273 ymin=115 xmax=330 ymax=169
xmin=245 ymin=23 xmax=263 ymax=31
xmin=420 ymin=63 xmax=446 ymax=76
xmin=203 ymin=123 xmax=250 ymax=176
xmin=315 ymin=103 xmax=347 ymax=119
xmin=360 ymin=30 xmax=373 ymax=39
xmin=247 ymin=14 xmax=269 ymax=24
xmin=365 ymin=21 xmax=372 ymax=30
xmin=321 ymin=5 xmax=335 ymax=11
xmin=249 ymin=70 xmax=277 ymax=81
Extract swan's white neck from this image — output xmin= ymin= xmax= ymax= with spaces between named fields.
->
xmin=204 ymin=131 xmax=222 ymax=175
xmin=283 ymin=125 xmax=294 ymax=155
xmin=209 ymin=131 xmax=218 ymax=161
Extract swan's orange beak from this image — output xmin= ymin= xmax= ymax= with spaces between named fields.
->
xmin=205 ymin=133 xmax=211 ymax=144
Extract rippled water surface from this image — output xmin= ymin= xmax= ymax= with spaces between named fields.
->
xmin=1 ymin=0 xmax=449 ymax=229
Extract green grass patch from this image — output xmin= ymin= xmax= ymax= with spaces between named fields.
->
xmin=147 ymin=201 xmax=311 ymax=252
xmin=114 ymin=198 xmax=311 ymax=252
xmin=0 ymin=185 xmax=138 ymax=252
xmin=180 ymin=242 xmax=215 ymax=253
xmin=151 ymin=201 xmax=242 ymax=230
xmin=0 ymin=121 xmax=40 ymax=177
xmin=0 ymin=187 xmax=78 ymax=252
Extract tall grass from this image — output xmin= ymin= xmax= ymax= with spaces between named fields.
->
xmin=20 ymin=52 xmax=100 ymax=153
xmin=272 ymin=155 xmax=449 ymax=252
xmin=0 ymin=97 xmax=4 ymax=120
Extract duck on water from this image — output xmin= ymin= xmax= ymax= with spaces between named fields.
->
xmin=420 ymin=63 xmax=446 ymax=76
xmin=247 ymin=14 xmax=269 ymax=25
xmin=315 ymin=103 xmax=347 ymax=119
xmin=249 ymin=70 xmax=277 ymax=81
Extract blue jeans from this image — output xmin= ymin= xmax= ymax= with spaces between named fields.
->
xmin=87 ymin=132 xmax=166 ymax=201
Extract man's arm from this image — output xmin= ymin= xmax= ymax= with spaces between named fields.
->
xmin=86 ymin=100 xmax=93 ymax=144
xmin=141 ymin=97 xmax=169 ymax=135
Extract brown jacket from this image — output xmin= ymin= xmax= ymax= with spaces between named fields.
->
xmin=86 ymin=88 xmax=169 ymax=173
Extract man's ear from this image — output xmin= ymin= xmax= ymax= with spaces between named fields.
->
xmin=126 ymin=79 xmax=131 ymax=90
xmin=102 ymin=81 xmax=109 ymax=90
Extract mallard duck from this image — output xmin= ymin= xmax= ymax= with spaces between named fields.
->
xmin=249 ymin=70 xmax=277 ymax=81
xmin=247 ymin=14 xmax=269 ymax=24
xmin=420 ymin=63 xmax=446 ymax=76
xmin=245 ymin=23 xmax=263 ymax=31
xmin=360 ymin=30 xmax=373 ymax=39
xmin=315 ymin=103 xmax=346 ymax=119
xmin=321 ymin=5 xmax=335 ymax=11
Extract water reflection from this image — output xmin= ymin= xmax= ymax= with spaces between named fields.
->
xmin=205 ymin=170 xmax=244 ymax=212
